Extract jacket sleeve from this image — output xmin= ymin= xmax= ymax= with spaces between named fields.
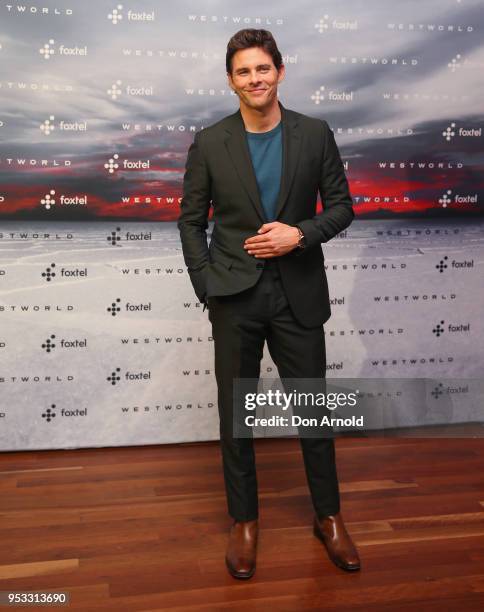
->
xmin=296 ymin=120 xmax=354 ymax=250
xmin=177 ymin=131 xmax=212 ymax=303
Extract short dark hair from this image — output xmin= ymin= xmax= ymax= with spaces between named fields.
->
xmin=226 ymin=29 xmax=283 ymax=75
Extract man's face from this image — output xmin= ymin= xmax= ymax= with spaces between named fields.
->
xmin=227 ymin=47 xmax=285 ymax=111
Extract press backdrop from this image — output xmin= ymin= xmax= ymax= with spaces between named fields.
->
xmin=0 ymin=0 xmax=483 ymax=449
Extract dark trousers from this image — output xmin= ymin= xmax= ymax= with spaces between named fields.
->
xmin=207 ymin=259 xmax=340 ymax=522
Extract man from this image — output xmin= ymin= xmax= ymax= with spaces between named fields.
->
xmin=178 ymin=29 xmax=360 ymax=578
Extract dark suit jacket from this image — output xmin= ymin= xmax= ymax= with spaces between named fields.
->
xmin=177 ymin=100 xmax=354 ymax=328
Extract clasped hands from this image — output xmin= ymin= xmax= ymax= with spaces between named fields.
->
xmin=243 ymin=222 xmax=300 ymax=258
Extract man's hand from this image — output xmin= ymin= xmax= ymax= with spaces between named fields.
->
xmin=244 ymin=222 xmax=300 ymax=258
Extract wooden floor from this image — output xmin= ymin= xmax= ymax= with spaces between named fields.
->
xmin=1 ymin=436 xmax=484 ymax=611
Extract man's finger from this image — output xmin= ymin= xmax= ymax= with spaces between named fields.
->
xmin=249 ymin=246 xmax=276 ymax=254
xmin=247 ymin=239 xmax=271 ymax=248
xmin=257 ymin=222 xmax=278 ymax=233
xmin=245 ymin=234 xmax=271 ymax=245
xmin=247 ymin=242 xmax=273 ymax=252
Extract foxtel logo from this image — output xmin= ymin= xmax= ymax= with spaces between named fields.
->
xmin=107 ymin=228 xmax=152 ymax=245
xmin=442 ymin=122 xmax=481 ymax=141
xmin=310 ymin=85 xmax=354 ymax=104
xmin=432 ymin=320 xmax=470 ymax=337
xmin=315 ymin=15 xmax=358 ymax=33
xmin=107 ymin=368 xmax=152 ymax=384
xmin=438 ymin=189 xmax=478 ymax=207
xmin=104 ymin=154 xmax=150 ymax=173
xmin=40 ymin=190 xmax=87 ymax=210
xmin=107 ymin=80 xmax=154 ymax=100
xmin=39 ymin=39 xmax=87 ymax=59
xmin=40 ymin=115 xmax=87 ymax=135
xmin=107 ymin=298 xmax=153 ymax=316
xmin=108 ymin=4 xmax=155 ymax=25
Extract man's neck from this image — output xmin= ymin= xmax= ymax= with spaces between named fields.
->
xmin=240 ymin=99 xmax=282 ymax=133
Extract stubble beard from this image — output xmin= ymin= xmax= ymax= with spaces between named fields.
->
xmin=240 ymin=86 xmax=277 ymax=112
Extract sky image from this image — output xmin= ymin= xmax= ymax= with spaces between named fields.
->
xmin=0 ymin=0 xmax=483 ymax=220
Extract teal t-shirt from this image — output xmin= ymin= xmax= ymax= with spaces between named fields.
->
xmin=246 ymin=121 xmax=282 ymax=222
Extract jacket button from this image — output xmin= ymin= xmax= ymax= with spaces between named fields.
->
xmin=256 ymin=262 xmax=264 ymax=270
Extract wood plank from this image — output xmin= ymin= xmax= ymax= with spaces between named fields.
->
xmin=0 ymin=559 xmax=79 ymax=580
xmin=0 ymin=437 xmax=482 ymax=610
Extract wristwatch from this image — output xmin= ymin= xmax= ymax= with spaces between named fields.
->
xmin=295 ymin=225 xmax=306 ymax=249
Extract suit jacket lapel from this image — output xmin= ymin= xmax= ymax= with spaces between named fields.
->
xmin=274 ymin=102 xmax=301 ymax=220
xmin=224 ymin=112 xmax=265 ymax=221
xmin=223 ymin=100 xmax=301 ymax=223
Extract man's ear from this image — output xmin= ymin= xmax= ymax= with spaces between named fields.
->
xmin=277 ymin=64 xmax=286 ymax=84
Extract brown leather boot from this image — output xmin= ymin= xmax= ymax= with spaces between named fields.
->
xmin=313 ymin=512 xmax=361 ymax=571
xmin=225 ymin=519 xmax=258 ymax=579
